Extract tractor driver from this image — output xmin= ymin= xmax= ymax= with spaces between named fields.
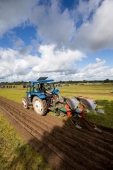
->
xmin=40 ymin=83 xmax=52 ymax=106
xmin=40 ymin=83 xmax=52 ymax=95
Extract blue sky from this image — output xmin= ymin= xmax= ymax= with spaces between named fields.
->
xmin=0 ymin=0 xmax=113 ymax=82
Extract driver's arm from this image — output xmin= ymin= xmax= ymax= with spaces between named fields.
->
xmin=45 ymin=89 xmax=52 ymax=95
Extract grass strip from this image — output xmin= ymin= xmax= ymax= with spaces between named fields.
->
xmin=0 ymin=113 xmax=52 ymax=170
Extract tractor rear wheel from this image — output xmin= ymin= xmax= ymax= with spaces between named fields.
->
xmin=22 ymin=97 xmax=29 ymax=109
xmin=33 ymin=96 xmax=48 ymax=116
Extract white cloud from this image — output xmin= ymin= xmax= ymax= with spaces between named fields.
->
xmin=72 ymin=0 xmax=113 ymax=51
xmin=0 ymin=47 xmax=41 ymax=79
xmin=0 ymin=46 xmax=112 ymax=82
xmin=0 ymin=45 xmax=86 ymax=81
xmin=96 ymin=58 xmax=101 ymax=62
xmin=32 ymin=45 xmax=86 ymax=72
xmin=72 ymin=0 xmax=102 ymax=23
xmin=13 ymin=38 xmax=25 ymax=49
xmin=105 ymin=68 xmax=113 ymax=79
xmin=19 ymin=46 xmax=32 ymax=56
xmin=0 ymin=0 xmax=37 ymax=37
xmin=75 ymin=58 xmax=108 ymax=80
xmin=29 ymin=0 xmax=75 ymax=47
xmin=84 ymin=58 xmax=106 ymax=70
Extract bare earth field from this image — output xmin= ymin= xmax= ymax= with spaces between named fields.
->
xmin=0 ymin=96 xmax=113 ymax=170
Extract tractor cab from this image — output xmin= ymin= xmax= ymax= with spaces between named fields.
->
xmin=22 ymin=77 xmax=60 ymax=115
xmin=27 ymin=78 xmax=59 ymax=99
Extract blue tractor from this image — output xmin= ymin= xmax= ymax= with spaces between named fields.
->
xmin=22 ymin=77 xmax=59 ymax=116
xmin=22 ymin=77 xmax=104 ymax=132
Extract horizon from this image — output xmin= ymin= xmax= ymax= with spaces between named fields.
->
xmin=0 ymin=79 xmax=113 ymax=84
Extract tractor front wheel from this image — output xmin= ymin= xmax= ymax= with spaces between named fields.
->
xmin=33 ymin=97 xmax=47 ymax=116
xmin=22 ymin=97 xmax=29 ymax=109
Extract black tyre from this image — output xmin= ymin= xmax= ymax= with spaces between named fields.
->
xmin=33 ymin=96 xmax=48 ymax=116
xmin=22 ymin=97 xmax=29 ymax=109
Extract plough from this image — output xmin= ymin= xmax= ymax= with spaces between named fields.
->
xmin=50 ymin=95 xmax=104 ymax=132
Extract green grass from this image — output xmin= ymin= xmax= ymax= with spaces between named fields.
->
xmin=0 ymin=113 xmax=52 ymax=170
xmin=59 ymin=84 xmax=113 ymax=93
xmin=0 ymin=87 xmax=26 ymax=103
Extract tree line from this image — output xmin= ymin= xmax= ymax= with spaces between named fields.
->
xmin=0 ymin=79 xmax=113 ymax=85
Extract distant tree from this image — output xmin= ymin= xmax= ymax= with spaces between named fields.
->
xmin=83 ymin=80 xmax=87 ymax=83
xmin=104 ymin=79 xmax=110 ymax=83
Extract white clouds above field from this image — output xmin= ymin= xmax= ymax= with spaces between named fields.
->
xmin=0 ymin=0 xmax=113 ymax=82
xmin=0 ymin=46 xmax=111 ymax=82
xmin=0 ymin=45 xmax=86 ymax=81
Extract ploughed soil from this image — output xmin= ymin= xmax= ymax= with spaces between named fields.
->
xmin=0 ymin=96 xmax=113 ymax=170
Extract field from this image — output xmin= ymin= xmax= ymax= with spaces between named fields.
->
xmin=1 ymin=83 xmax=113 ymax=128
xmin=0 ymin=83 xmax=113 ymax=170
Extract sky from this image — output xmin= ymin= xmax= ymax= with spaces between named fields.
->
xmin=0 ymin=0 xmax=113 ymax=82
